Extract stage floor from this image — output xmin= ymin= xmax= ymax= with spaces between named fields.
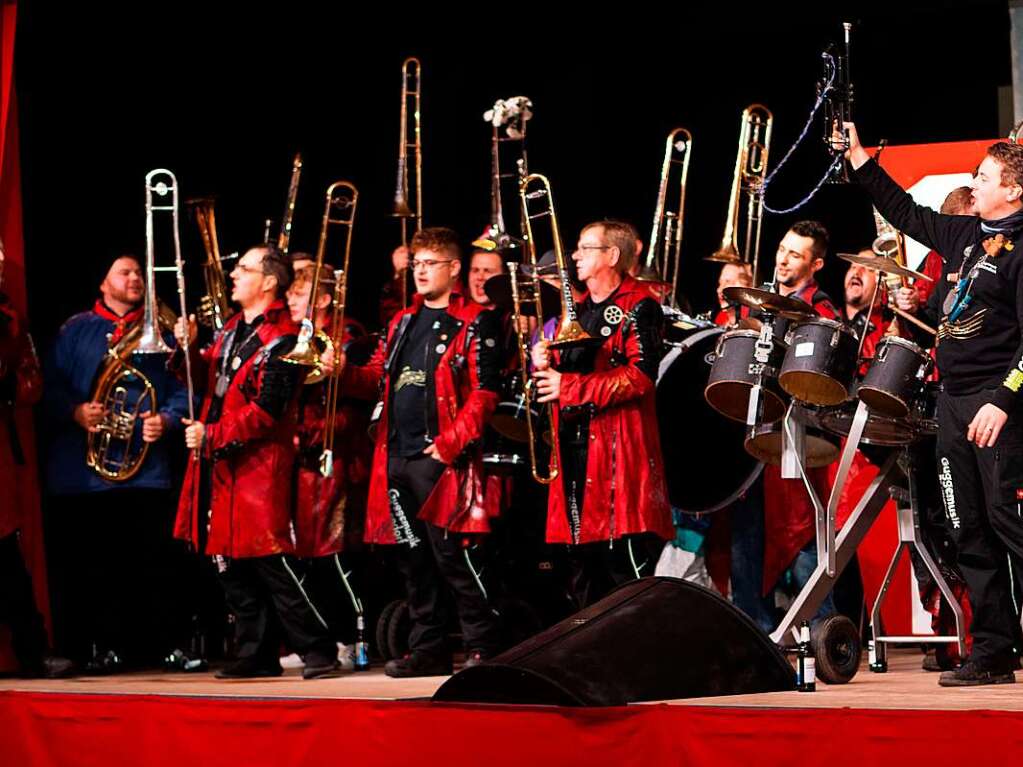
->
xmin=1 ymin=649 xmax=1019 ymax=711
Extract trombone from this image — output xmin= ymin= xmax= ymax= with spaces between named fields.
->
xmin=473 ymin=96 xmax=532 ymax=252
xmin=278 ymin=152 xmax=303 ymax=259
xmin=87 ymin=169 xmax=196 ymax=479
xmin=644 ymin=127 xmax=691 ymax=308
xmin=391 ymin=57 xmax=423 ymax=307
xmin=706 ymin=104 xmax=773 ymax=285
xmin=516 ymin=173 xmax=595 ymax=485
xmin=519 ymin=173 xmax=593 ymax=349
xmin=188 ymin=197 xmax=234 ymax=331
xmin=282 ymin=181 xmax=359 ymax=377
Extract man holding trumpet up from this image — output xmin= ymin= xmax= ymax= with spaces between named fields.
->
xmin=839 ymin=121 xmax=1023 ymax=686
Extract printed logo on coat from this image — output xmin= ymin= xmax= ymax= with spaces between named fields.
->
xmin=603 ymin=305 xmax=625 ymax=325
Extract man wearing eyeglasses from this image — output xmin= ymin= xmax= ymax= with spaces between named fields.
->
xmin=340 ymin=227 xmax=504 ymax=677
xmin=530 ymin=220 xmax=673 ymax=608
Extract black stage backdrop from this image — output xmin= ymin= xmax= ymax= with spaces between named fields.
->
xmin=14 ymin=3 xmax=1012 ymax=348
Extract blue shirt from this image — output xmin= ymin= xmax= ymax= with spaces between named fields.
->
xmin=42 ymin=308 xmax=193 ymax=494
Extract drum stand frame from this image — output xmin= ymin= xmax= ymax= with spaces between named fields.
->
xmin=768 ymin=400 xmax=965 ymax=658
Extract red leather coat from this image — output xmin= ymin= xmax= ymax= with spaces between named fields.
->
xmin=761 ymin=280 xmax=838 ymax=593
xmin=546 ymin=277 xmax=673 ymax=545
xmin=293 ymin=321 xmax=373 ymax=558
xmin=344 ymin=291 xmax=500 ymax=543
xmin=174 ymin=301 xmax=302 ymax=558
xmin=0 ymin=296 xmax=42 ymax=538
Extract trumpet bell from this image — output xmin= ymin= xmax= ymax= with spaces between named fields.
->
xmin=392 ymin=197 xmax=415 ymax=218
xmin=871 ymin=233 xmax=900 ymax=259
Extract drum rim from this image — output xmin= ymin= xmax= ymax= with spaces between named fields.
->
xmin=874 ymin=334 xmax=931 ymax=359
xmin=818 ymin=407 xmax=919 ymax=446
xmin=704 ymin=378 xmax=788 ymax=423
xmin=788 ymin=316 xmax=856 ymax=336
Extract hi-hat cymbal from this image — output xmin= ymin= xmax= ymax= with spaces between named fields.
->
xmin=836 ymin=252 xmax=933 ymax=282
xmin=483 ymin=270 xmax=561 ymax=319
xmin=721 ymin=286 xmax=816 ymax=320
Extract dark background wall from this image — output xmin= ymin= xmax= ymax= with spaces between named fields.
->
xmin=14 ymin=2 xmax=1013 ymax=347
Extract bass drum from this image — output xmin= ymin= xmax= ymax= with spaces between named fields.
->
xmin=657 ymin=327 xmax=762 ymax=515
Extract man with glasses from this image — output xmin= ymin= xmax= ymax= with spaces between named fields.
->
xmin=173 ymin=244 xmax=342 ymax=680
xmin=530 ymin=220 xmax=673 ymax=608
xmin=340 ymin=227 xmax=504 ymax=677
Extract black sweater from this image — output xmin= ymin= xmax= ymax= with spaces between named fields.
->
xmin=852 ymin=159 xmax=1023 ymax=412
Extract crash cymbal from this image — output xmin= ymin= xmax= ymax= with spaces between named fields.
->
xmin=836 ymin=252 xmax=933 ymax=282
xmin=483 ymin=270 xmax=561 ymax=319
xmin=721 ymin=286 xmax=816 ymax=320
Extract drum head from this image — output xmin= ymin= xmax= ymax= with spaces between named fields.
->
xmin=857 ymin=385 xmax=911 ymax=419
xmin=743 ymin=425 xmax=840 ymax=468
xmin=778 ymin=370 xmax=850 ymax=407
xmin=704 ymin=380 xmax=788 ymax=424
xmin=658 ymin=329 xmax=762 ymax=514
xmin=818 ymin=404 xmax=918 ymax=447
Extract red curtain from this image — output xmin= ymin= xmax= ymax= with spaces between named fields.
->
xmin=0 ymin=0 xmax=50 ymax=670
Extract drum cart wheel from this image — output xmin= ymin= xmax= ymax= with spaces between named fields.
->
xmin=375 ymin=599 xmax=402 ymax=661
xmin=811 ymin=614 xmax=861 ymax=684
xmin=386 ymin=599 xmax=411 ymax=660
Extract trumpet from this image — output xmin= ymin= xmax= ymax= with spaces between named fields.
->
xmin=88 ymin=169 xmax=196 ymax=480
xmin=644 ymin=127 xmax=691 ymax=308
xmin=278 ymin=152 xmax=303 ymax=259
xmin=706 ymin=104 xmax=773 ymax=285
xmin=188 ymin=197 xmax=234 ymax=331
xmin=282 ymin=182 xmax=359 ymax=379
xmin=392 ymin=57 xmax=423 ymax=307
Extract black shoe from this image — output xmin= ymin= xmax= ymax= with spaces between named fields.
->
xmin=303 ymin=659 xmax=346 ymax=680
xmin=84 ymin=650 xmax=122 ymax=676
xmin=384 ymin=651 xmax=452 ymax=678
xmin=938 ymin=659 xmax=1016 ymax=687
xmin=215 ymin=659 xmax=284 ymax=679
xmin=462 ymin=650 xmax=490 ymax=669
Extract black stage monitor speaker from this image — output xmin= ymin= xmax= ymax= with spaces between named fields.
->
xmin=433 ymin=576 xmax=795 ymax=706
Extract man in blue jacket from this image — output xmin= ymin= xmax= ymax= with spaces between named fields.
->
xmin=43 ymin=254 xmax=193 ymax=671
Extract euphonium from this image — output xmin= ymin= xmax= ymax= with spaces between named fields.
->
xmin=283 ymin=181 xmax=359 ymax=375
xmin=88 ymin=169 xmax=195 ymax=480
xmin=391 ymin=57 xmax=423 ymax=307
xmin=188 ymin=197 xmax=234 ymax=331
xmin=706 ymin=105 xmax=772 ymax=285
xmin=644 ymin=127 xmax=691 ymax=307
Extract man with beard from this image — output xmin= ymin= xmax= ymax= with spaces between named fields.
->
xmin=43 ymin=255 xmax=191 ymax=671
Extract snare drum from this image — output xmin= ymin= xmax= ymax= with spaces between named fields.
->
xmin=816 ymin=400 xmax=919 ymax=447
xmin=705 ymin=329 xmax=788 ymax=424
xmin=778 ymin=318 xmax=859 ymax=406
xmin=857 ymin=336 xmax=933 ymax=419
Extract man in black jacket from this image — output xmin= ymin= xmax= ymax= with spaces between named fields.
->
xmin=841 ymin=122 xmax=1023 ymax=686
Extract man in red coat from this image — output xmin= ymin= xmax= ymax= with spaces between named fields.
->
xmin=285 ymin=256 xmax=372 ymax=669
xmin=531 ymin=220 xmax=673 ymax=609
xmin=729 ymin=221 xmax=839 ymax=632
xmin=0 ymin=244 xmax=72 ymax=678
xmin=175 ymin=244 xmax=340 ymax=680
xmin=341 ymin=227 xmax=503 ymax=677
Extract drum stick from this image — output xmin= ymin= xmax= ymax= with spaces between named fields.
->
xmin=891 ymin=306 xmax=936 ymax=336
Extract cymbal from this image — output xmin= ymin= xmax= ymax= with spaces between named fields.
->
xmin=836 ymin=252 xmax=933 ymax=281
xmin=721 ymin=286 xmax=816 ymax=320
xmin=483 ymin=271 xmax=561 ymax=319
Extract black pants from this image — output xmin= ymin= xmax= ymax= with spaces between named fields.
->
xmin=936 ymin=389 xmax=1023 ymax=665
xmin=219 ymin=555 xmax=336 ymax=667
xmin=566 ymin=534 xmax=663 ymax=611
xmin=0 ymin=531 xmax=49 ymax=670
xmin=387 ymin=454 xmax=501 ymax=656
xmin=45 ymin=488 xmax=191 ymax=666
xmin=302 ymin=553 xmax=361 ymax=645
